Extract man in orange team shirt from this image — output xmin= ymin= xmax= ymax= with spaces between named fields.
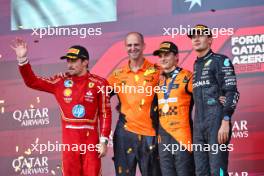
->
xmin=108 ymin=32 xmax=161 ymax=176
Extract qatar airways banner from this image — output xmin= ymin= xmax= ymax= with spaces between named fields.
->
xmin=0 ymin=0 xmax=264 ymax=175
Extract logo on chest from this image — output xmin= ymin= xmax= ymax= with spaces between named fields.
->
xmin=144 ymin=76 xmax=154 ymax=83
xmin=63 ymin=88 xmax=73 ymax=103
xmin=63 ymin=88 xmax=72 ymax=97
xmin=64 ymin=80 xmax=73 ymax=88
xmin=72 ymin=104 xmax=85 ymax=118
xmin=171 ymin=84 xmax=179 ymax=89
xmin=204 ymin=59 xmax=212 ymax=67
xmin=85 ymin=91 xmax=95 ymax=102
xmin=88 ymin=82 xmax=95 ymax=88
xmin=193 ymin=80 xmax=210 ymax=88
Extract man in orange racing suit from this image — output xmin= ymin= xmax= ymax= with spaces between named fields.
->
xmin=108 ymin=32 xmax=161 ymax=176
xmin=11 ymin=38 xmax=112 ymax=176
xmin=153 ymin=41 xmax=195 ymax=176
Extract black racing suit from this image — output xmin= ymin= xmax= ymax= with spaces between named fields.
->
xmin=192 ymin=49 xmax=239 ymax=176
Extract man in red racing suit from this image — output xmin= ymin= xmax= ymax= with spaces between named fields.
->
xmin=11 ymin=39 xmax=112 ymax=176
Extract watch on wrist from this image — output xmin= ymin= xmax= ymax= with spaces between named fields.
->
xmin=223 ymin=115 xmax=231 ymax=121
xmin=100 ymin=137 xmax=108 ymax=145
xmin=18 ymin=57 xmax=29 ymax=66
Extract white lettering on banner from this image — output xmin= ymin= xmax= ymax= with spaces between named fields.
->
xmin=229 ymin=172 xmax=248 ymax=176
xmin=231 ymin=35 xmax=264 ymax=45
xmin=232 ymin=45 xmax=264 ymax=55
xmin=12 ymin=108 xmax=50 ymax=127
xmin=231 ymin=34 xmax=264 ymax=72
xmin=232 ymin=54 xmax=264 ymax=64
xmin=232 ymin=120 xmax=249 ymax=138
xmin=12 ymin=156 xmax=49 ymax=175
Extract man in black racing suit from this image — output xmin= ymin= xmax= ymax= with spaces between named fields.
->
xmin=188 ymin=24 xmax=240 ymax=176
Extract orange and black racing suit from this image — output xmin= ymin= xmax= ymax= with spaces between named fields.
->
xmin=157 ymin=67 xmax=195 ymax=176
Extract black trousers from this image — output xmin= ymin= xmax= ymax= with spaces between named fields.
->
xmin=113 ymin=120 xmax=161 ymax=176
xmin=193 ymin=115 xmax=232 ymax=176
xmin=158 ymin=126 xmax=195 ymax=176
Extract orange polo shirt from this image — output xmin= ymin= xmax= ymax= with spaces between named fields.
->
xmin=108 ymin=59 xmax=160 ymax=136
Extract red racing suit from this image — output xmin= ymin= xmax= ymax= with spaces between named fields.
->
xmin=19 ymin=62 xmax=112 ymax=176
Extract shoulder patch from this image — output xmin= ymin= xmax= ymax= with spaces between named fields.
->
xmin=53 ymin=72 xmax=67 ymax=79
xmin=113 ymin=68 xmax=123 ymax=76
xmin=89 ymin=76 xmax=103 ymax=84
xmin=180 ymin=69 xmax=192 ymax=83
xmin=91 ymin=73 xmax=105 ymax=81
xmin=204 ymin=59 xmax=212 ymax=67
xmin=144 ymin=66 xmax=157 ymax=76
xmin=213 ymin=53 xmax=228 ymax=60
xmin=91 ymin=73 xmax=110 ymax=86
xmin=181 ymin=69 xmax=192 ymax=76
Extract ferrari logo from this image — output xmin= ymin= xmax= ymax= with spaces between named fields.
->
xmin=88 ymin=82 xmax=95 ymax=88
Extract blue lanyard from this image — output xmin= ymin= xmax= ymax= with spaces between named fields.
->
xmin=163 ymin=67 xmax=182 ymax=100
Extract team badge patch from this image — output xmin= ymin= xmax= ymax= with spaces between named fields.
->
xmin=88 ymin=82 xmax=95 ymax=88
xmin=72 ymin=104 xmax=85 ymax=118
xmin=207 ymin=98 xmax=217 ymax=105
xmin=63 ymin=88 xmax=72 ymax=97
xmin=64 ymin=80 xmax=73 ymax=88
xmin=224 ymin=58 xmax=230 ymax=67
xmin=144 ymin=67 xmax=156 ymax=76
